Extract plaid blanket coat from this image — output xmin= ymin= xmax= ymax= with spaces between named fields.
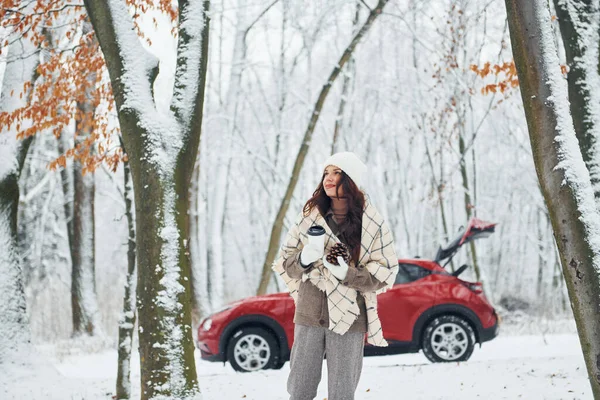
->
xmin=272 ymin=202 xmax=399 ymax=346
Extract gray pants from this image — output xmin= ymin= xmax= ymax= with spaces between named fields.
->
xmin=287 ymin=324 xmax=365 ymax=400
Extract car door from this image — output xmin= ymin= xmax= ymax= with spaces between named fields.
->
xmin=376 ymin=263 xmax=438 ymax=342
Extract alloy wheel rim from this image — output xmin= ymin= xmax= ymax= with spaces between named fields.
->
xmin=233 ymin=334 xmax=271 ymax=371
xmin=430 ymin=322 xmax=469 ymax=361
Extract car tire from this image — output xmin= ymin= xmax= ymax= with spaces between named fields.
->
xmin=272 ymin=359 xmax=286 ymax=370
xmin=226 ymin=327 xmax=279 ymax=372
xmin=422 ymin=315 xmax=476 ymax=363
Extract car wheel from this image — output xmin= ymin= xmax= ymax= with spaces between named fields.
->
xmin=272 ymin=359 xmax=286 ymax=370
xmin=226 ymin=327 xmax=279 ymax=372
xmin=422 ymin=315 xmax=476 ymax=363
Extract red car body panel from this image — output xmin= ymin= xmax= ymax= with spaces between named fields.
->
xmin=432 ymin=277 xmax=497 ymax=329
xmin=377 ymin=274 xmax=437 ymax=342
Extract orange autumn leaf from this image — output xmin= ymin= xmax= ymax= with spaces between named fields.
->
xmin=3 ymin=0 xmax=176 ymax=172
xmin=471 ymin=59 xmax=567 ymax=98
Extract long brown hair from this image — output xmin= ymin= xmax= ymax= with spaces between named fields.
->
xmin=303 ymin=171 xmax=365 ymax=263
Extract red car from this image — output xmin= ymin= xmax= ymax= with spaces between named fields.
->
xmin=197 ymin=218 xmax=500 ymax=372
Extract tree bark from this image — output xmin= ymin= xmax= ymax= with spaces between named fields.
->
xmin=256 ymin=0 xmax=390 ymax=295
xmin=116 ymin=148 xmax=137 ymax=400
xmin=505 ymin=0 xmax=600 ymax=397
xmin=83 ymin=0 xmax=211 ymax=398
xmin=424 ymin=133 xmax=455 ymax=271
xmin=553 ymin=0 xmax=600 ymax=204
xmin=458 ymin=129 xmax=481 ymax=280
xmin=71 ymin=24 xmax=101 ymax=335
xmin=536 ymin=209 xmax=546 ymax=299
xmin=188 ymin=158 xmax=205 ymax=325
xmin=57 ymin=132 xmax=75 ymax=269
xmin=71 ymin=151 xmax=99 ymax=336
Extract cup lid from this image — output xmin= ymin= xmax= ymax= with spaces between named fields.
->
xmin=307 ymin=225 xmax=326 ymax=236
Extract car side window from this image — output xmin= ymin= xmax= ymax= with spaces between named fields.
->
xmin=394 ymin=263 xmax=431 ymax=285
xmin=394 ymin=266 xmax=411 ymax=284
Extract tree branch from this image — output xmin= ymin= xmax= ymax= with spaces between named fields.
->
xmin=172 ymin=0 xmax=211 ymax=184
xmin=243 ymin=0 xmax=280 ymax=41
xmin=82 ymin=0 xmax=158 ymax=114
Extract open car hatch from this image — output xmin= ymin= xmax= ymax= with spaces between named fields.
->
xmin=435 ymin=218 xmax=497 ymax=264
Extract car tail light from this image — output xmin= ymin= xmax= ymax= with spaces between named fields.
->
xmin=463 ymin=281 xmax=483 ymax=294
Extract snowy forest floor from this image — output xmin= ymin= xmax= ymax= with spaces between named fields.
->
xmin=2 ymin=319 xmax=591 ymax=400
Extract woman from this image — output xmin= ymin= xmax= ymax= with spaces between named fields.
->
xmin=273 ymin=151 xmax=399 ymax=400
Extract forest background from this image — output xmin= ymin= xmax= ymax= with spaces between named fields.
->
xmin=1 ymin=0 xmax=565 ymax=347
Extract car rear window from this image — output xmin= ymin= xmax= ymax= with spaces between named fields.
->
xmin=395 ymin=263 xmax=432 ymax=284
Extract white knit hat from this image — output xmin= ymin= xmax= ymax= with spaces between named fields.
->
xmin=322 ymin=152 xmax=367 ymax=188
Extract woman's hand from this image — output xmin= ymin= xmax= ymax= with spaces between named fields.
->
xmin=322 ymin=256 xmax=349 ymax=280
xmin=300 ymin=242 xmax=323 ymax=267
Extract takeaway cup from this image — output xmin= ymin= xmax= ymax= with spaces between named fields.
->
xmin=307 ymin=225 xmax=326 ymax=257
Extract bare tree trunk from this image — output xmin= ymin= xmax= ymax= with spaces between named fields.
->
xmin=57 ymin=125 xmax=102 ymax=336
xmin=71 ymin=149 xmax=100 ymax=335
xmin=57 ymin=132 xmax=75 ymax=262
xmin=331 ymin=2 xmax=361 ymax=155
xmin=257 ymin=0 xmax=390 ymax=295
xmin=188 ymin=158 xmax=206 ymax=325
xmin=84 ymin=0 xmax=211 ymax=397
xmin=0 ymin=37 xmax=37 ymax=359
xmin=505 ymin=0 xmax=600 ymax=396
xmin=553 ymin=240 xmax=569 ymax=313
xmin=331 ymin=68 xmax=351 ymax=155
xmin=536 ymin=208 xmax=546 ymax=301
xmin=458 ymin=128 xmax=481 ymax=280
xmin=71 ymin=22 xmax=101 ymax=336
xmin=116 ymin=147 xmax=136 ymax=400
xmin=553 ymin=0 xmax=600 ymax=204
xmin=424 ymin=132 xmax=455 ymax=271
xmin=471 ymin=145 xmax=477 ymax=219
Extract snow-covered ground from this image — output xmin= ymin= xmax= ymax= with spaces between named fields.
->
xmin=1 ymin=332 xmax=590 ymax=400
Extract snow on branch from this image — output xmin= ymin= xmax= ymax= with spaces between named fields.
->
xmin=536 ymin=0 xmax=600 ymax=278
xmin=170 ymin=0 xmax=208 ymax=129
xmin=86 ymin=0 xmax=188 ymax=175
xmin=103 ymin=0 xmax=159 ymax=117
xmin=557 ymin=0 xmax=600 ymax=201
xmin=0 ymin=37 xmax=37 ymax=182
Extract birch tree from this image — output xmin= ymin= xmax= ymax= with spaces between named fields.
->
xmin=82 ymin=0 xmax=211 ymax=398
xmin=505 ymin=0 xmax=600 ymax=396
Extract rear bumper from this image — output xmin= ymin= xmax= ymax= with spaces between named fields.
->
xmin=364 ymin=340 xmax=418 ymax=357
xmin=480 ymin=319 xmax=499 ymax=342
